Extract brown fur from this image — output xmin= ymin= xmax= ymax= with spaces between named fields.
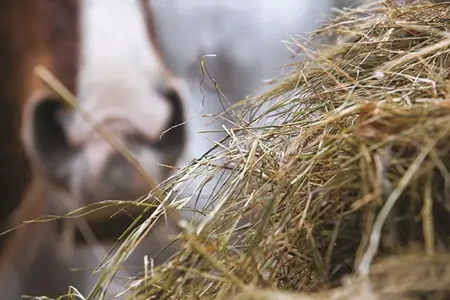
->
xmin=0 ymin=1 xmax=43 ymax=250
xmin=39 ymin=0 xmax=80 ymax=94
xmin=0 ymin=2 xmax=54 ymax=297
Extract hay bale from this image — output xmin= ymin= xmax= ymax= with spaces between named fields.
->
xmin=96 ymin=0 xmax=450 ymax=299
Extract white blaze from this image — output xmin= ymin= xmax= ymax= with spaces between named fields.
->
xmin=72 ymin=0 xmax=171 ymax=146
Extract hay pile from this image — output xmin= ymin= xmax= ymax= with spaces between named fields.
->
xmin=97 ymin=1 xmax=450 ymax=299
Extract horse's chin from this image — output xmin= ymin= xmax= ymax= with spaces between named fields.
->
xmin=67 ymin=148 xmax=171 ymax=204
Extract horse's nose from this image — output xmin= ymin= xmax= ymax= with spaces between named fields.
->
xmin=21 ymin=84 xmax=187 ymax=204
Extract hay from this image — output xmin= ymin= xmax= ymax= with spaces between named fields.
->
xmin=95 ymin=0 xmax=450 ymax=299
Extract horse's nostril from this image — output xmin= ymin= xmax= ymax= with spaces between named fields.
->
xmin=21 ymin=92 xmax=76 ymax=188
xmin=152 ymin=87 xmax=186 ymax=151
xmin=24 ymin=94 xmax=72 ymax=165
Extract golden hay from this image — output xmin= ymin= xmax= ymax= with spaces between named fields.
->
xmin=92 ymin=1 xmax=450 ymax=299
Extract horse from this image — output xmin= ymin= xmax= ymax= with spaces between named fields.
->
xmin=0 ymin=0 xmax=187 ymax=298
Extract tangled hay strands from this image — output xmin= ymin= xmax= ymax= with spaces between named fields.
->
xmin=90 ymin=1 xmax=450 ymax=299
xmin=238 ymin=253 xmax=450 ymax=300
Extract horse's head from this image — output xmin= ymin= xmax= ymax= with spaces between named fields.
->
xmin=21 ymin=0 xmax=187 ymax=208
